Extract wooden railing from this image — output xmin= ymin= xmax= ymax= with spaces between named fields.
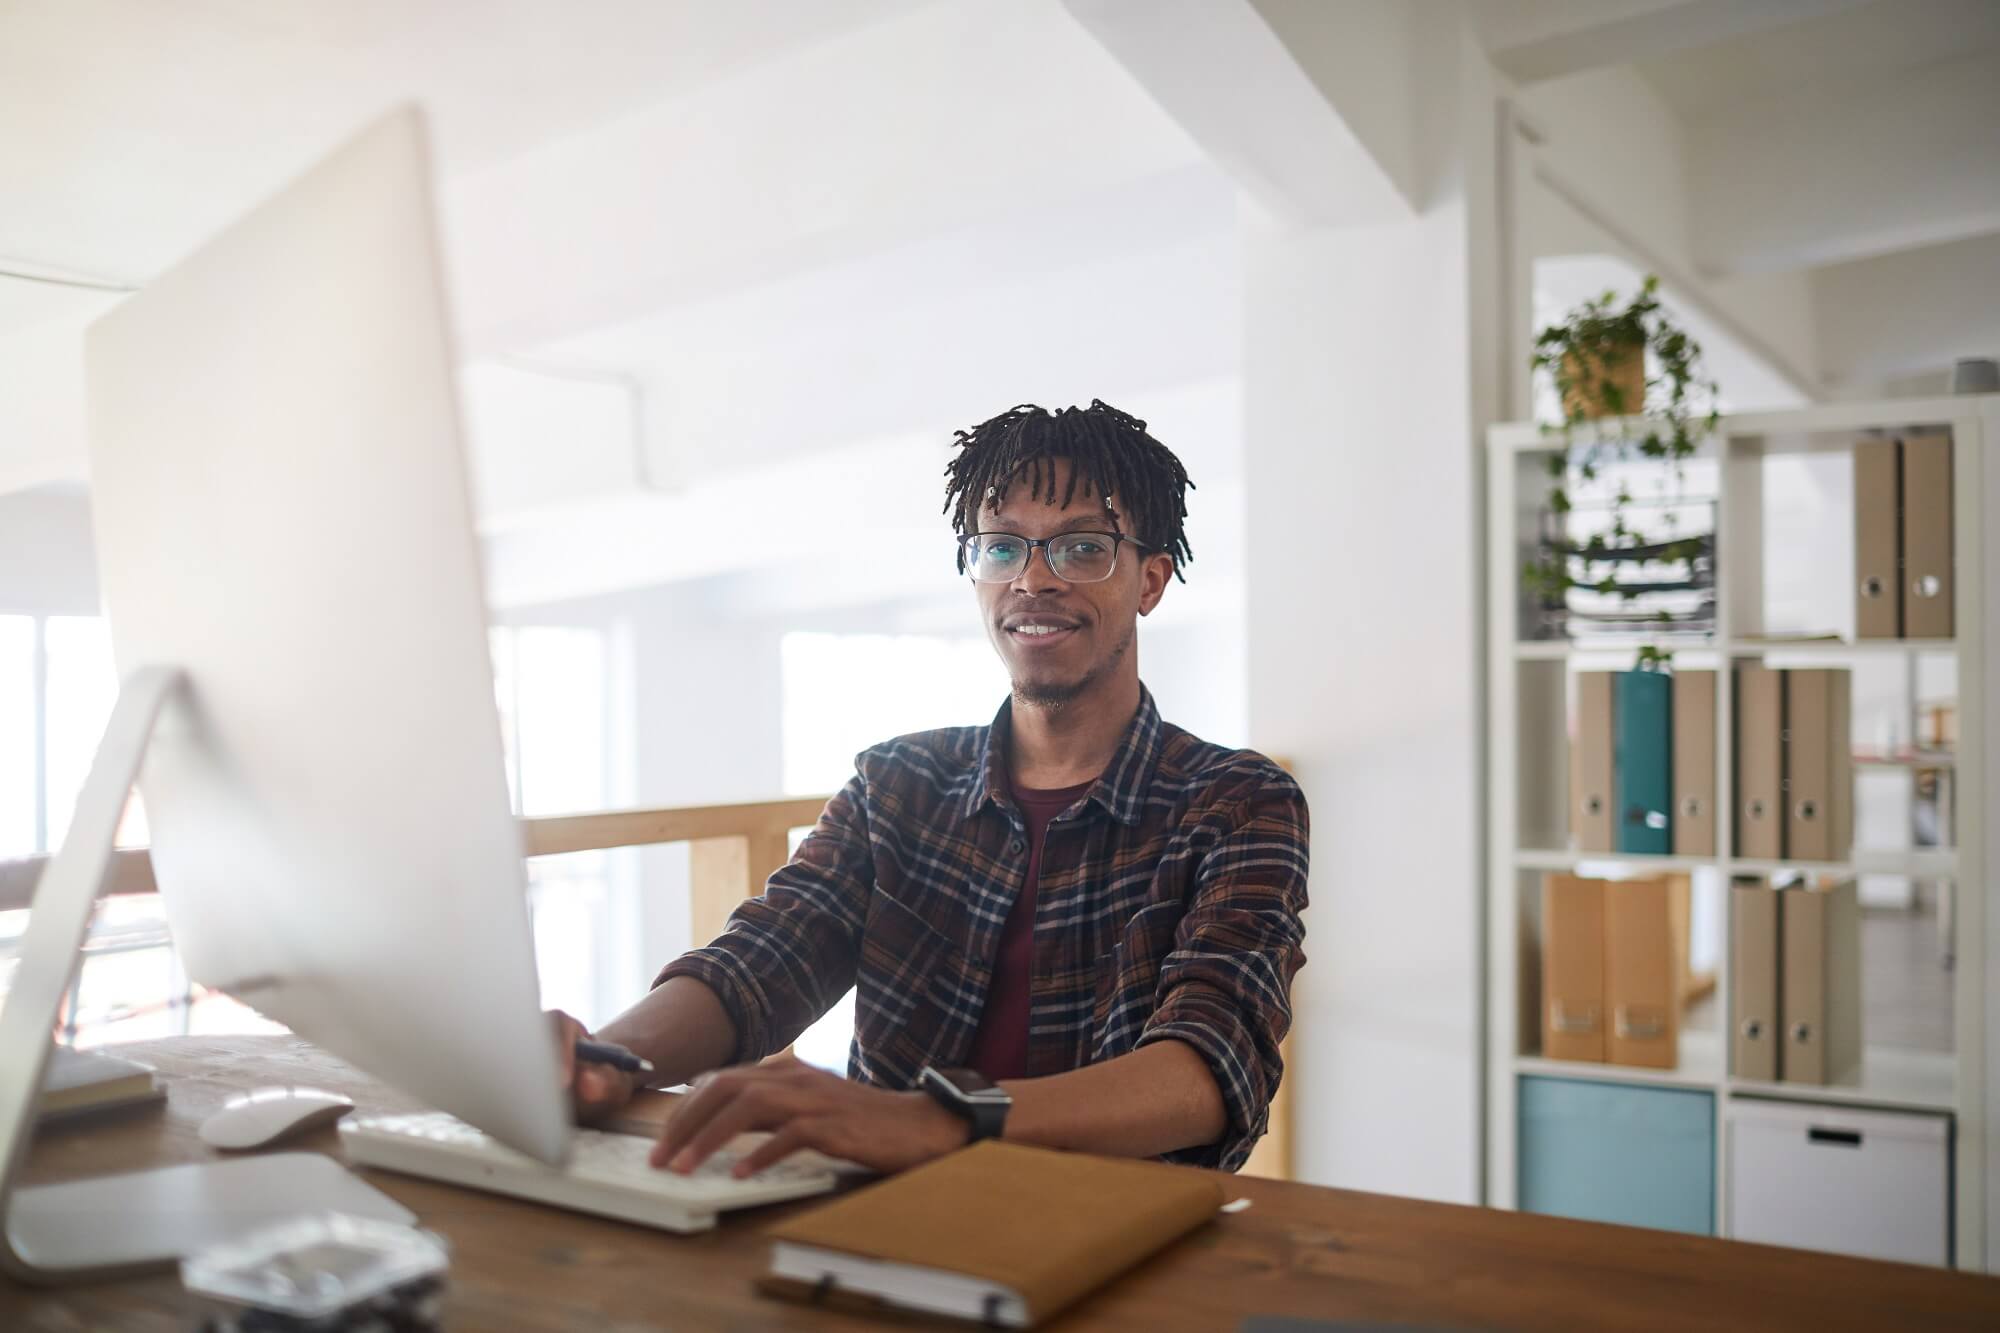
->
xmin=0 ymin=796 xmax=830 ymax=918
xmin=0 ymin=790 xmax=1296 ymax=1181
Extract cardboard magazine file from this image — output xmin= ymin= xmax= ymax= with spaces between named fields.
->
xmin=1542 ymin=873 xmax=1607 ymax=1062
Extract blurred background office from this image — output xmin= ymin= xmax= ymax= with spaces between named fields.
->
xmin=2 ymin=0 xmax=1996 ymax=1226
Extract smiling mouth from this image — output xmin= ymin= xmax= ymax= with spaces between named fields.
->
xmin=1004 ymin=620 xmax=1082 ymax=644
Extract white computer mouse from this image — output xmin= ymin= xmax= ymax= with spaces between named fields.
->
xmin=199 ymin=1087 xmax=356 ymax=1150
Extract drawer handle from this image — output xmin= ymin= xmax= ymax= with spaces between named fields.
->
xmin=1808 ymin=1128 xmax=1862 ymax=1148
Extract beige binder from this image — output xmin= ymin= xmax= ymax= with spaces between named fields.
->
xmin=1735 ymin=664 xmax=1784 ymax=860
xmin=1903 ymin=431 xmax=1954 ymax=639
xmin=1853 ymin=437 xmax=1901 ymax=639
xmin=1571 ymin=672 xmax=1615 ymax=853
xmin=1672 ymin=670 xmax=1716 ymax=856
xmin=1784 ymin=669 xmax=1853 ymax=864
xmin=1605 ymin=875 xmax=1683 ymax=1069
xmin=1542 ymin=873 xmax=1605 ymax=1062
xmin=1781 ymin=879 xmax=1862 ymax=1085
xmin=1730 ymin=880 xmax=1779 ymax=1081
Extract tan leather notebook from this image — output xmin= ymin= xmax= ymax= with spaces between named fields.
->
xmin=760 ymin=1140 xmax=1223 ymax=1328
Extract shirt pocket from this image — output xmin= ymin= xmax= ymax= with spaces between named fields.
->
xmin=1091 ymin=899 xmax=1186 ymax=1049
xmin=854 ymin=890 xmax=973 ymax=1085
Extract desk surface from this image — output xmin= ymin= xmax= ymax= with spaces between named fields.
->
xmin=5 ymin=1036 xmax=1998 ymax=1331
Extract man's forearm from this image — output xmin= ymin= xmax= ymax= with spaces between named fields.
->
xmin=998 ymin=1038 xmax=1227 ymax=1159
xmin=595 ymin=975 xmax=740 ymax=1088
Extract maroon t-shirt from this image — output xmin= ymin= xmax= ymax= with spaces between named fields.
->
xmin=965 ymin=778 xmax=1094 ymax=1082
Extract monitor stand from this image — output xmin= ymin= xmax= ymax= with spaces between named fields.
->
xmin=0 ymin=667 xmax=413 ymax=1284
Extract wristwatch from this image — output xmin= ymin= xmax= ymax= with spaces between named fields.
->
xmin=916 ymin=1065 xmax=1011 ymax=1143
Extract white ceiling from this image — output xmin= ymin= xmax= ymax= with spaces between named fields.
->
xmin=1637 ymin=0 xmax=2000 ymax=120
xmin=0 ymin=0 xmax=933 ymax=290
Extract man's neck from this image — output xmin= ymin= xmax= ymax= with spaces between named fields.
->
xmin=1006 ymin=672 xmax=1141 ymax=791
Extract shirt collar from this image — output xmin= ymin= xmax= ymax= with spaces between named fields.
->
xmin=962 ymin=685 xmax=1163 ymax=828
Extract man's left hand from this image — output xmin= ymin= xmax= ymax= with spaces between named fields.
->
xmin=652 ymin=1054 xmax=971 ymax=1177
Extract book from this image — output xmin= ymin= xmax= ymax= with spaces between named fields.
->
xmin=759 ymin=1140 xmax=1223 ymax=1328
xmin=39 ymin=1046 xmax=165 ymax=1120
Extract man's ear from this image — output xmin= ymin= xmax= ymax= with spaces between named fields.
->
xmin=1136 ymin=551 xmax=1173 ymax=617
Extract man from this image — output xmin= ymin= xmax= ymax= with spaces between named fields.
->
xmin=553 ymin=400 xmax=1308 ymax=1175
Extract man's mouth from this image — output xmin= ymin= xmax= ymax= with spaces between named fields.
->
xmin=1003 ymin=615 xmax=1083 ymax=644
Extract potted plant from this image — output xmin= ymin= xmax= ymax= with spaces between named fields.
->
xmin=1526 ymin=276 xmax=1722 ymax=646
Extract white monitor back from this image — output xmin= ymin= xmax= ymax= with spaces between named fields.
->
xmin=82 ymin=106 xmax=569 ymax=1163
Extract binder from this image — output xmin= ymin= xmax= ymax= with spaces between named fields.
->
xmin=1730 ymin=880 xmax=1779 ymax=1081
xmin=1605 ymin=875 xmax=1683 ymax=1069
xmin=1784 ymin=669 xmax=1853 ymax=863
xmin=1615 ymin=669 xmax=1672 ymax=855
xmin=1781 ymin=879 xmax=1861 ymax=1084
xmin=1853 ymin=438 xmax=1901 ymax=639
xmin=1672 ymin=670 xmax=1716 ymax=856
xmin=1735 ymin=664 xmax=1784 ymax=860
xmin=1542 ymin=873 xmax=1605 ymax=1062
xmin=1571 ymin=672 xmax=1615 ymax=853
xmin=1902 ymin=431 xmax=1954 ymax=639
xmin=762 ymin=1140 xmax=1222 ymax=1328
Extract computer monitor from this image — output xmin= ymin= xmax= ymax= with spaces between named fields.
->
xmin=73 ymin=106 xmax=568 ymax=1163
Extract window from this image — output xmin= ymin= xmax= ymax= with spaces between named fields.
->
xmin=0 ymin=612 xmax=265 ymax=1046
xmin=492 ymin=624 xmax=625 ymax=1026
xmin=780 ymin=631 xmax=1010 ymax=1070
xmin=1 ymin=617 xmax=623 ymax=1043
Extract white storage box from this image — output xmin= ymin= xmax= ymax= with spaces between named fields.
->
xmin=1725 ymin=1099 xmax=1950 ymax=1266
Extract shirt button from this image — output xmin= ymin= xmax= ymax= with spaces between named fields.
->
xmin=1008 ymin=838 xmax=1025 ymax=855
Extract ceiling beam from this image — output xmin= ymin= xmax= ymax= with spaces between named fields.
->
xmin=1063 ymin=0 xmax=1417 ymax=225
xmin=1481 ymin=0 xmax=1866 ymax=85
xmin=1690 ymin=50 xmax=2000 ymax=274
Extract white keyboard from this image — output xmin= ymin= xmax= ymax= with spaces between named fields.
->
xmin=339 ymin=1111 xmax=839 ymax=1233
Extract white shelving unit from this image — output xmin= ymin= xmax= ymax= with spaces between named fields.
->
xmin=1484 ymin=394 xmax=2000 ymax=1272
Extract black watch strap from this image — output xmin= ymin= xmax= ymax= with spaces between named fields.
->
xmin=917 ymin=1066 xmax=1011 ymax=1142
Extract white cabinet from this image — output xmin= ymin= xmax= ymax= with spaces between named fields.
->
xmin=1726 ymin=1099 xmax=1951 ymax=1266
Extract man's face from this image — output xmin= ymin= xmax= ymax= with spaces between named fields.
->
xmin=974 ymin=459 xmax=1172 ymax=708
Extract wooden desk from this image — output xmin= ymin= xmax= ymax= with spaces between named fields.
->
xmin=7 ymin=1037 xmax=1998 ymax=1331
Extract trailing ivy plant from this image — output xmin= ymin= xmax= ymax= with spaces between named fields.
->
xmin=1525 ymin=275 xmax=1721 ymax=623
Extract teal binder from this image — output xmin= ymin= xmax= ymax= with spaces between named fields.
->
xmin=1615 ymin=669 xmax=1672 ymax=854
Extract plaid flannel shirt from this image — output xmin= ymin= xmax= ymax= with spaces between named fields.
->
xmin=656 ymin=687 xmax=1309 ymax=1171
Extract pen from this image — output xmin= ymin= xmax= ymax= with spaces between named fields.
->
xmin=574 ymin=1038 xmax=655 ymax=1076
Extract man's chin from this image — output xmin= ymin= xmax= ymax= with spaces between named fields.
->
xmin=1011 ymin=675 xmax=1086 ymax=709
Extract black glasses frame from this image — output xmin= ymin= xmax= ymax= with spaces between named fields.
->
xmin=957 ymin=530 xmax=1160 ymax=585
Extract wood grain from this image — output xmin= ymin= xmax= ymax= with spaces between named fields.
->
xmin=5 ymin=1036 xmax=1996 ymax=1331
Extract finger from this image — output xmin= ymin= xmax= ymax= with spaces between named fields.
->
xmin=660 ymin=1083 xmax=789 ymax=1174
xmin=574 ymin=1063 xmax=622 ymax=1107
xmin=654 ymin=1071 xmax=732 ymax=1164
xmin=734 ymin=1120 xmax=821 ymax=1178
xmin=549 ymin=1011 xmax=577 ymax=1088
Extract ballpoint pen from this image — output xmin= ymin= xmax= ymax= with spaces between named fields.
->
xmin=573 ymin=1038 xmax=655 ymax=1076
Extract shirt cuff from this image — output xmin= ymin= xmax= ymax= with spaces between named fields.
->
xmin=654 ymin=946 xmax=775 ymax=1066
xmin=1136 ymin=985 xmax=1274 ymax=1173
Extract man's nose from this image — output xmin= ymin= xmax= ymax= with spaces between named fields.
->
xmin=1012 ymin=544 xmax=1065 ymax=594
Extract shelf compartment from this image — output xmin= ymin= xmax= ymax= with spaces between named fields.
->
xmin=1516 ymin=1027 xmax=1724 ymax=1092
xmin=1725 ymin=1046 xmax=1956 ymax=1116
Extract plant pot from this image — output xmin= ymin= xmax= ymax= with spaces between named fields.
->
xmin=1561 ymin=343 xmax=1646 ymax=420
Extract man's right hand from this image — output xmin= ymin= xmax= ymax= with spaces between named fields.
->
xmin=548 ymin=1009 xmax=638 ymax=1120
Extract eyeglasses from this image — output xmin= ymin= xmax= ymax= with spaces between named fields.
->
xmin=958 ymin=531 xmax=1155 ymax=584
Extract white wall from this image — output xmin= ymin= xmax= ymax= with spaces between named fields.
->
xmin=0 ymin=487 xmax=99 ymax=614
xmin=1240 ymin=21 xmax=1499 ymax=1201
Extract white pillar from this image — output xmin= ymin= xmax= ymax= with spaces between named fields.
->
xmin=1242 ymin=23 xmax=1506 ymax=1203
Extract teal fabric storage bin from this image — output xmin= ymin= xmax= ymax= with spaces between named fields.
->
xmin=1518 ymin=1076 xmax=1714 ymax=1235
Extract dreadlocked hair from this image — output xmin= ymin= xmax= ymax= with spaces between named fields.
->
xmin=942 ymin=400 xmax=1195 ymax=582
